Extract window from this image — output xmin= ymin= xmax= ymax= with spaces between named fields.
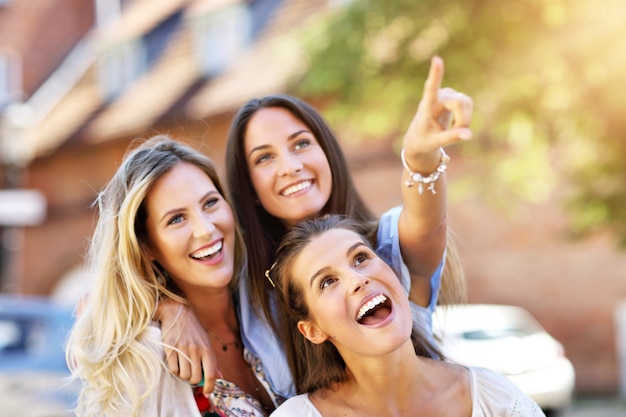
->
xmin=191 ymin=3 xmax=251 ymax=78
xmin=0 ymin=317 xmax=43 ymax=353
xmin=0 ymin=52 xmax=21 ymax=110
xmin=96 ymin=9 xmax=181 ymax=101
xmin=95 ymin=0 xmax=122 ymax=28
xmin=0 ymin=55 xmax=9 ymax=108
xmin=97 ymin=40 xmax=145 ymax=101
xmin=144 ymin=11 xmax=182 ymax=66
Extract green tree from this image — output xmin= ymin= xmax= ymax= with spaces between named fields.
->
xmin=291 ymin=0 xmax=626 ymax=244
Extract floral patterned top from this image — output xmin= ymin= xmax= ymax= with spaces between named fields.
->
xmin=193 ymin=347 xmax=285 ymax=417
xmin=141 ymin=325 xmax=285 ymax=417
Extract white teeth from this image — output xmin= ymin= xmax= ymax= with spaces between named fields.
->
xmin=357 ymin=294 xmax=387 ymax=321
xmin=282 ymin=181 xmax=312 ymax=196
xmin=191 ymin=241 xmax=222 ymax=259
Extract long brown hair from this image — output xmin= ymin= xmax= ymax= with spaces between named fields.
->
xmin=226 ymin=94 xmax=466 ymax=330
xmin=225 ymin=94 xmax=377 ymax=325
xmin=269 ymin=215 xmax=443 ymax=394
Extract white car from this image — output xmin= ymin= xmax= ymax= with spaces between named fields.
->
xmin=433 ymin=304 xmax=575 ymax=415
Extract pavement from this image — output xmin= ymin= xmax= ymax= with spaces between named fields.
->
xmin=559 ymin=396 xmax=626 ymax=417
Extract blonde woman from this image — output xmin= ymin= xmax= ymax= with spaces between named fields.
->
xmin=66 ymin=136 xmax=281 ymax=416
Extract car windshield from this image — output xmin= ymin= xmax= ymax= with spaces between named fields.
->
xmin=435 ymin=305 xmax=546 ymax=340
xmin=461 ymin=326 xmax=533 ymax=340
xmin=0 ymin=317 xmax=45 ymax=354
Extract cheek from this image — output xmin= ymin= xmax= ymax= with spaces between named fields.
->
xmin=224 ymin=217 xmax=237 ymax=251
xmin=149 ymin=236 xmax=176 ymax=267
xmin=309 ymin=295 xmax=346 ymax=331
xmin=318 ymin=160 xmax=333 ymax=200
xmin=249 ymin=167 xmax=273 ymax=196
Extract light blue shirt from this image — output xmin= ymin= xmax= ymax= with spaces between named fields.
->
xmin=375 ymin=205 xmax=444 ymax=341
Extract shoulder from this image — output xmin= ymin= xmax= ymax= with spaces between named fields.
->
xmin=377 ymin=206 xmax=403 ymax=235
xmin=375 ymin=205 xmax=403 ymax=262
xmin=142 ymin=324 xmax=166 ymax=350
xmin=469 ymin=366 xmax=546 ymax=417
xmin=271 ymin=394 xmax=320 ymax=417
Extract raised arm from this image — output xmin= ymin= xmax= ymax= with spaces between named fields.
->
xmin=155 ymin=297 xmax=218 ymax=397
xmin=398 ymin=55 xmax=473 ymax=307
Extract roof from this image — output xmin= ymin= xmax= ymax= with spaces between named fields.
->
xmin=22 ymin=0 xmax=331 ymax=158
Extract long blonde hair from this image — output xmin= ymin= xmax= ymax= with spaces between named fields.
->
xmin=65 ymin=135 xmax=244 ymax=416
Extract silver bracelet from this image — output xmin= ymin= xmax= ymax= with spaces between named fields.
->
xmin=401 ymin=148 xmax=450 ymax=194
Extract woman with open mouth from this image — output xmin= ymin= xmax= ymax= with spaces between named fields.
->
xmin=267 ymin=214 xmax=545 ymax=417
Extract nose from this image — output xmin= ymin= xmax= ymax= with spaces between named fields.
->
xmin=277 ymin=154 xmax=303 ymax=177
xmin=193 ymin=213 xmax=216 ymax=238
xmin=352 ymin=274 xmax=370 ymax=294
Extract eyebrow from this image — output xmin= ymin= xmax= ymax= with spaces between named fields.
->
xmin=158 ymin=190 xmax=218 ymax=224
xmin=307 ymin=241 xmax=366 ymax=287
xmin=247 ymin=129 xmax=311 ymax=159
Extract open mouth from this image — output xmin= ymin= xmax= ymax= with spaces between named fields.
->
xmin=356 ymin=294 xmax=392 ymax=325
xmin=190 ymin=240 xmax=223 ymax=260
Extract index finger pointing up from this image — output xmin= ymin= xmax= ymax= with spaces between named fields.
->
xmin=422 ymin=55 xmax=444 ymax=107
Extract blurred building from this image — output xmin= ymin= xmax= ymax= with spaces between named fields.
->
xmin=0 ymin=0 xmax=330 ymax=297
xmin=0 ymin=0 xmax=96 ymax=297
xmin=0 ymin=0 xmax=625 ymax=397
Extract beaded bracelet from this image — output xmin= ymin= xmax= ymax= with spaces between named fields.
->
xmin=401 ymin=148 xmax=450 ymax=194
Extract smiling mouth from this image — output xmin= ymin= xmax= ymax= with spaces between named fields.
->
xmin=190 ymin=240 xmax=223 ymax=259
xmin=356 ymin=294 xmax=392 ymax=325
xmin=281 ymin=180 xmax=312 ymax=196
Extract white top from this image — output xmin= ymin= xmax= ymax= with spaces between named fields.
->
xmin=270 ymin=366 xmax=546 ymax=417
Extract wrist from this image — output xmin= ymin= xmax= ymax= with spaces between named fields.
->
xmin=401 ymin=148 xmax=449 ymax=194
xmin=401 ymin=147 xmax=442 ymax=171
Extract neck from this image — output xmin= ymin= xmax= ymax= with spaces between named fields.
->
xmin=186 ymin=287 xmax=238 ymax=334
xmin=312 ymin=342 xmax=471 ymax=417
xmin=333 ymin=342 xmax=432 ymax=414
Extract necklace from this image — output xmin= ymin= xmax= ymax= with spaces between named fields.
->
xmin=207 ymin=329 xmax=241 ymax=352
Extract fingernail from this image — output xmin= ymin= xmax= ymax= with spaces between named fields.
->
xmin=459 ymin=129 xmax=473 ymax=140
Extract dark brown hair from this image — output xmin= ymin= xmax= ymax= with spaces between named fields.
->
xmin=225 ymin=94 xmax=377 ymax=325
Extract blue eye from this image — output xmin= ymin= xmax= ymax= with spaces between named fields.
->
xmin=167 ymin=214 xmax=183 ymax=225
xmin=294 ymin=139 xmax=310 ymax=150
xmin=255 ymin=153 xmax=272 ymax=165
xmin=204 ymin=197 xmax=219 ymax=209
